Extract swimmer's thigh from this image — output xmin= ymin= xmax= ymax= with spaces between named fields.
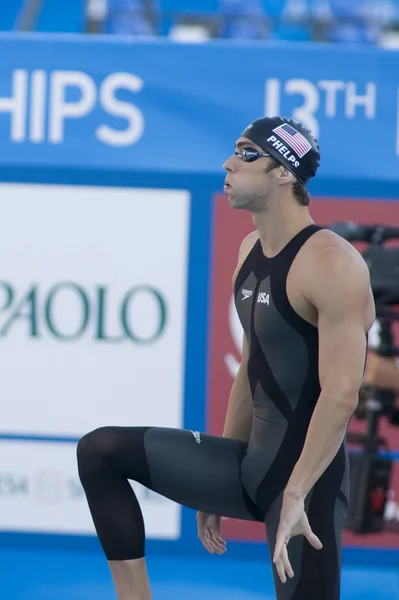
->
xmin=143 ymin=427 xmax=262 ymax=521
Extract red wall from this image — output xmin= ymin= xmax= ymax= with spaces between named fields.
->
xmin=207 ymin=196 xmax=399 ymax=548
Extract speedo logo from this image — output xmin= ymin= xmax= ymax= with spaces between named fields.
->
xmin=266 ymin=135 xmax=300 ymax=168
xmin=241 ymin=289 xmax=253 ymax=300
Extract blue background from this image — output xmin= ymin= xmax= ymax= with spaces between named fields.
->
xmin=0 ymin=33 xmax=398 ymax=186
xmin=0 ymin=34 xmax=398 ymax=569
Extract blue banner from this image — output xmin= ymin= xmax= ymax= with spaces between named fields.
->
xmin=0 ymin=33 xmax=398 ymax=182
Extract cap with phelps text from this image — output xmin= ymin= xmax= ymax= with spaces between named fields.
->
xmin=240 ymin=116 xmax=320 ymax=185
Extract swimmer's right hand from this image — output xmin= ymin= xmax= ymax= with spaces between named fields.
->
xmin=196 ymin=512 xmax=227 ymax=555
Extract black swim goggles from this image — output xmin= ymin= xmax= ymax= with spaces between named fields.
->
xmin=234 ymin=147 xmax=272 ymax=162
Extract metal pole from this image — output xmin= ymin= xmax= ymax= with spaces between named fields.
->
xmin=13 ymin=0 xmax=45 ymax=32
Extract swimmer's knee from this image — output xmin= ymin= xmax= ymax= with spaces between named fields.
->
xmin=77 ymin=426 xmax=150 ymax=470
xmin=77 ymin=426 xmax=118 ymax=468
xmin=77 ymin=426 xmax=153 ymax=489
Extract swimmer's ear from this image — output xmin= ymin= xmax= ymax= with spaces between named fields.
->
xmin=276 ymin=165 xmax=295 ymax=185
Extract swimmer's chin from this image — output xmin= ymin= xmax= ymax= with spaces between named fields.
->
xmin=228 ymin=196 xmax=250 ymax=210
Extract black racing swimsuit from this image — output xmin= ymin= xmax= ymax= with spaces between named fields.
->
xmin=78 ymin=224 xmax=349 ymax=600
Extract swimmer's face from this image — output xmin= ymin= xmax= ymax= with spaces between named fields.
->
xmin=222 ymin=137 xmax=281 ymax=211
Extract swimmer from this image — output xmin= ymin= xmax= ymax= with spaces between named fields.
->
xmin=77 ymin=116 xmax=375 ymax=600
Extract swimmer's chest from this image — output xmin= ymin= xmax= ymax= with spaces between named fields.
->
xmin=234 ymin=248 xmax=317 ymax=344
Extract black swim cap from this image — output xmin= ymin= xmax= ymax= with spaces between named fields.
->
xmin=240 ymin=116 xmax=320 ymax=185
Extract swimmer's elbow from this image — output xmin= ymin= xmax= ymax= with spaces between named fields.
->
xmin=321 ymin=377 xmax=360 ymax=414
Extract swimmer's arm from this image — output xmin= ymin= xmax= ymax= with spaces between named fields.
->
xmin=222 ymin=231 xmax=258 ymax=442
xmin=284 ymin=248 xmax=374 ymax=500
xmin=222 ymin=334 xmax=253 ymax=441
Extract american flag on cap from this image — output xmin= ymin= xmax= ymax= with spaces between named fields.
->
xmin=272 ymin=123 xmax=312 ymax=158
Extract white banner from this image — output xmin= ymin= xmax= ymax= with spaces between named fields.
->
xmin=0 ymin=440 xmax=180 ymax=537
xmin=0 ymin=183 xmax=190 ymax=437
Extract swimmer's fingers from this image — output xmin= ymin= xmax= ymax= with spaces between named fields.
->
xmin=205 ymin=515 xmax=226 ymax=554
xmin=208 ymin=521 xmax=227 ymax=554
xmin=196 ymin=512 xmax=213 ymax=553
xmin=305 ymin=527 xmax=323 ymax=550
xmin=273 ymin=518 xmax=289 ymax=568
xmin=274 ymin=542 xmax=294 ymax=584
xmin=282 ymin=545 xmax=294 ymax=581
xmin=196 ymin=513 xmax=225 ymax=555
xmin=210 ymin=516 xmax=226 ymax=548
xmin=206 ymin=527 xmax=225 ymax=555
xmin=204 ymin=527 xmax=217 ymax=553
xmin=300 ymin=511 xmax=323 ymax=551
xmin=201 ymin=528 xmax=215 ymax=554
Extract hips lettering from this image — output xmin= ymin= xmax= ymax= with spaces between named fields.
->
xmin=257 ymin=293 xmax=269 ymax=304
xmin=266 ymin=135 xmax=300 ymax=168
xmin=0 ymin=69 xmax=144 ymax=146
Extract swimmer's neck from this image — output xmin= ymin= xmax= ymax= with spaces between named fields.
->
xmin=251 ymin=202 xmax=314 ymax=259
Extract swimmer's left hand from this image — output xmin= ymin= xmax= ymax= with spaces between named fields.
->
xmin=273 ymin=492 xmax=323 ymax=584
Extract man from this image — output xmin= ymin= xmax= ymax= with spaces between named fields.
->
xmin=364 ymin=345 xmax=399 ymax=393
xmin=77 ymin=116 xmax=375 ymax=600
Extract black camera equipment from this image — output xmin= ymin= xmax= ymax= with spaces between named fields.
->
xmin=327 ymin=222 xmax=399 ymax=534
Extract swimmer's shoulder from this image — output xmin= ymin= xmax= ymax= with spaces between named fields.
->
xmin=300 ymin=227 xmax=374 ymax=314
xmin=238 ymin=230 xmax=259 ymax=262
xmin=304 ymin=227 xmax=367 ymax=266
